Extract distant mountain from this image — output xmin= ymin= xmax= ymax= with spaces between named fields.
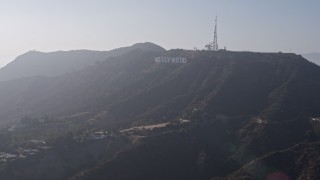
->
xmin=0 ymin=49 xmax=319 ymax=180
xmin=0 ymin=42 xmax=165 ymax=81
xmin=302 ymin=53 xmax=320 ymax=66
xmin=1 ymin=50 xmax=319 ymax=126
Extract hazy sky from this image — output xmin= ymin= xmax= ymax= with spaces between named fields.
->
xmin=0 ymin=0 xmax=319 ymax=67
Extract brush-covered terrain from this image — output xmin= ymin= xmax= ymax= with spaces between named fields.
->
xmin=0 ymin=43 xmax=319 ymax=180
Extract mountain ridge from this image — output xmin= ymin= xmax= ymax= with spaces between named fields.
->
xmin=0 ymin=48 xmax=319 ymax=179
xmin=0 ymin=42 xmax=165 ymax=81
xmin=0 ymin=50 xmax=319 ymax=126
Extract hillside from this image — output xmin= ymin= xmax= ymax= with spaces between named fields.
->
xmin=0 ymin=42 xmax=165 ymax=81
xmin=0 ymin=48 xmax=319 ymax=179
xmin=1 ymin=50 xmax=319 ymax=125
xmin=220 ymin=142 xmax=320 ymax=180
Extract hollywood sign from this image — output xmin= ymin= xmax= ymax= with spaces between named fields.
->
xmin=155 ymin=57 xmax=187 ymax=63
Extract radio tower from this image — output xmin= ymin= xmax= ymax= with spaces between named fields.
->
xmin=205 ymin=16 xmax=219 ymax=51
xmin=213 ymin=16 xmax=218 ymax=51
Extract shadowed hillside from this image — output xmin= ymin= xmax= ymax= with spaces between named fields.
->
xmin=1 ymin=50 xmax=320 ymax=126
xmin=219 ymin=142 xmax=320 ymax=180
xmin=0 ymin=48 xmax=319 ymax=180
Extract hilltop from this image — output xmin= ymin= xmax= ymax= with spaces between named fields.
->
xmin=0 ymin=42 xmax=165 ymax=81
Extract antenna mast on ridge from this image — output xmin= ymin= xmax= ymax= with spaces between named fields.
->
xmin=213 ymin=16 xmax=218 ymax=51
xmin=205 ymin=16 xmax=219 ymax=51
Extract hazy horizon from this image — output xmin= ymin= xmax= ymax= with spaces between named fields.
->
xmin=0 ymin=0 xmax=319 ymax=67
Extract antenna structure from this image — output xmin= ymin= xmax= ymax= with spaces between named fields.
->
xmin=205 ymin=16 xmax=218 ymax=51
xmin=213 ymin=16 xmax=218 ymax=51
